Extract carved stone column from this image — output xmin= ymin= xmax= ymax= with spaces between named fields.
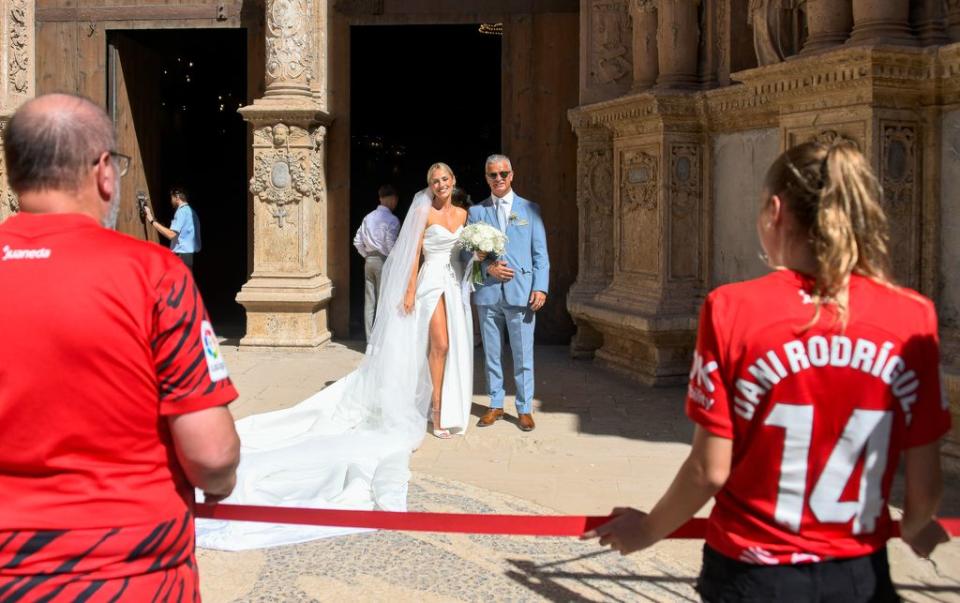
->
xmin=236 ymin=0 xmax=334 ymax=348
xmin=947 ymin=0 xmax=960 ymax=42
xmin=630 ymin=0 xmax=659 ymax=92
xmin=911 ymin=0 xmax=950 ymax=46
xmin=656 ymin=0 xmax=701 ymax=89
xmin=847 ymin=0 xmax=916 ymax=46
xmin=799 ymin=0 xmax=853 ymax=55
xmin=567 ymin=112 xmax=615 ymax=358
xmin=0 ymin=0 xmax=35 ymax=223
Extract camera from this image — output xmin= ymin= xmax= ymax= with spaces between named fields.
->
xmin=137 ymin=191 xmax=147 ymax=221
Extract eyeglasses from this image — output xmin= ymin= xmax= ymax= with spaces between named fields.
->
xmin=486 ymin=170 xmax=511 ymax=181
xmin=92 ymin=151 xmax=131 ymax=177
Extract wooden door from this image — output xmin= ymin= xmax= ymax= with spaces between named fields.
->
xmin=108 ymin=33 xmax=164 ymax=242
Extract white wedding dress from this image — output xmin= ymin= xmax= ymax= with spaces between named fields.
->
xmin=196 ymin=191 xmax=474 ymax=551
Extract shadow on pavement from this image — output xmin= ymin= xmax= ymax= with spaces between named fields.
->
xmin=472 ymin=344 xmax=694 ymax=445
xmin=504 ymin=557 xmax=698 ymax=602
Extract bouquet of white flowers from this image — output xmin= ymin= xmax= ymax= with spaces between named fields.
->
xmin=457 ymin=223 xmax=508 ymax=286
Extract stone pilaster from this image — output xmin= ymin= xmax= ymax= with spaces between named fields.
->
xmin=0 ymin=0 xmax=35 ymax=223
xmin=629 ymin=0 xmax=658 ymax=92
xmin=799 ymin=0 xmax=853 ymax=56
xmin=236 ymin=0 xmax=334 ymax=348
xmin=847 ymin=0 xmax=916 ymax=46
xmin=656 ymin=0 xmax=700 ymax=89
xmin=570 ymin=94 xmax=706 ymax=384
xmin=567 ymin=111 xmax=615 ymax=358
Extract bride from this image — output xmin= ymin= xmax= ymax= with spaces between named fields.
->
xmin=197 ymin=163 xmax=474 ymax=550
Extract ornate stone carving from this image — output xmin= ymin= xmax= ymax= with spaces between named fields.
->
xmin=250 ymin=123 xmax=321 ymax=229
xmin=879 ymin=121 xmax=919 ymax=286
xmin=621 ymin=149 xmax=658 ymax=213
xmin=580 ymin=147 xmax=615 ymax=278
xmin=749 ymin=0 xmax=795 ymax=65
xmin=582 ymin=148 xmax=614 ymax=216
xmin=8 ymin=0 xmax=29 ymax=95
xmin=590 ymin=1 xmax=632 ymax=86
xmin=668 ymin=143 xmax=701 ymax=280
xmin=265 ymin=0 xmax=313 ymax=93
xmin=619 ymin=148 xmax=659 ymax=275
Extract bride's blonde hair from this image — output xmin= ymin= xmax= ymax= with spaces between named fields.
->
xmin=426 ymin=162 xmax=455 ymax=184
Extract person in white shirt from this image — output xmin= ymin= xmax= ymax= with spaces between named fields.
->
xmin=354 ymin=185 xmax=401 ymax=339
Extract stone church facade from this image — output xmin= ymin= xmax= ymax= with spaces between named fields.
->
xmin=569 ymin=0 xmax=960 ymax=438
xmin=0 ymin=0 xmax=957 ymax=432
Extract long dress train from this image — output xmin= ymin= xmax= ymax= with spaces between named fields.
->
xmin=195 ymin=193 xmax=473 ymax=551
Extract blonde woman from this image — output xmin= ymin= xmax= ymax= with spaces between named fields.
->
xmin=196 ymin=163 xmax=475 ymax=550
xmin=586 ymin=142 xmax=950 ymax=601
xmin=402 ymin=163 xmax=472 ymax=438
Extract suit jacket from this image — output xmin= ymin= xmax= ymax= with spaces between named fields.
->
xmin=467 ymin=194 xmax=550 ymax=307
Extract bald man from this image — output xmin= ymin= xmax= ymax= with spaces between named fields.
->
xmin=0 ymin=94 xmax=240 ymax=600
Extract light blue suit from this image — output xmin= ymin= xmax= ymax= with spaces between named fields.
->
xmin=467 ymin=194 xmax=550 ymax=414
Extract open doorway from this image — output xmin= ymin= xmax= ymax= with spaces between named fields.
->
xmin=348 ymin=24 xmax=502 ymax=336
xmin=108 ymin=29 xmax=248 ymax=329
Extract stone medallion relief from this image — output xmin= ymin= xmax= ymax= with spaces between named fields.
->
xmin=619 ymin=148 xmax=659 ymax=275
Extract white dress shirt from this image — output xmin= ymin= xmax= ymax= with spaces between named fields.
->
xmin=493 ymin=189 xmax=515 ymax=232
xmin=353 ymin=205 xmax=400 ymax=257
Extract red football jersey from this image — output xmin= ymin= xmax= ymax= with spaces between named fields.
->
xmin=0 ymin=212 xmax=238 ymax=533
xmin=686 ymin=269 xmax=949 ymax=565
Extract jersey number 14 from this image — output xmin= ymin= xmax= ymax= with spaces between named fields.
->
xmin=765 ymin=404 xmax=893 ymax=534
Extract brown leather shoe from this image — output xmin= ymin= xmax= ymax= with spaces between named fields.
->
xmin=477 ymin=408 xmax=504 ymax=427
xmin=518 ymin=413 xmax=535 ymax=432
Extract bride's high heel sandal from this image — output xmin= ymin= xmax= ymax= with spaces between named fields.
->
xmin=431 ymin=407 xmax=451 ymax=439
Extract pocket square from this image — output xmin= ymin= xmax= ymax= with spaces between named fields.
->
xmin=509 ymin=213 xmax=529 ymax=226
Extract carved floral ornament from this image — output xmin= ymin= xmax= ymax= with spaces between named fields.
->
xmin=620 ymin=149 xmax=658 ymax=213
xmin=266 ymin=0 xmax=313 ymax=86
xmin=590 ymin=0 xmax=632 ymax=86
xmin=580 ymin=148 xmax=613 ymax=216
xmin=249 ymin=123 xmax=324 ymax=229
xmin=9 ymin=0 xmax=30 ymax=95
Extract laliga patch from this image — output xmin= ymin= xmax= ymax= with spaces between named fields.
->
xmin=201 ymin=320 xmax=229 ymax=382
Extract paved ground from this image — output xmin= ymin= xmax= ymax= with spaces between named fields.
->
xmin=199 ymin=341 xmax=960 ymax=602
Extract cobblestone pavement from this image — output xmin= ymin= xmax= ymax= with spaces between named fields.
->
xmin=199 ymin=342 xmax=960 ymax=602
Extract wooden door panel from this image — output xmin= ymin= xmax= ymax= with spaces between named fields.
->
xmin=110 ymin=33 xmax=163 ymax=242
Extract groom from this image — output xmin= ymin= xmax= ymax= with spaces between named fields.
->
xmin=469 ymin=154 xmax=550 ymax=432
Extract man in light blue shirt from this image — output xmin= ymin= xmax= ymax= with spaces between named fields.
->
xmin=144 ymin=187 xmax=201 ymax=272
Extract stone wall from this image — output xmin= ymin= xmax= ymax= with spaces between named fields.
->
xmin=570 ymin=0 xmax=960 ymax=414
xmin=711 ymin=128 xmax=779 ymax=286
xmin=941 ymin=108 xmax=960 ymax=438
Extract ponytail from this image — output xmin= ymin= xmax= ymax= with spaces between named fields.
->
xmin=765 ymin=141 xmax=892 ymax=327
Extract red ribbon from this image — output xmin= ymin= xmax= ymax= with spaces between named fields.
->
xmin=195 ymin=503 xmax=960 ymax=539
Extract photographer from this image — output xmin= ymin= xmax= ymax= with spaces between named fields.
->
xmin=144 ymin=187 xmax=201 ymax=272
